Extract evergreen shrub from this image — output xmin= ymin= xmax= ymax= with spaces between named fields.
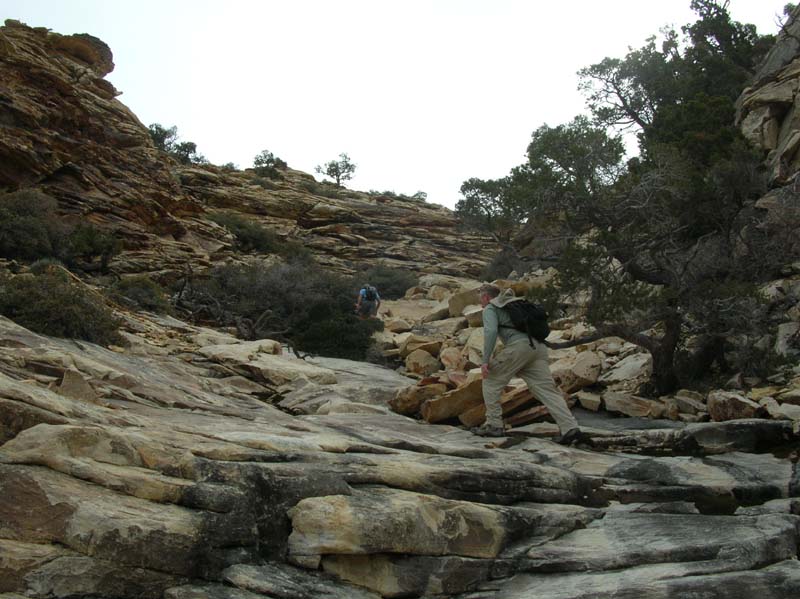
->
xmin=0 ymin=271 xmax=122 ymax=345
xmin=0 ymin=190 xmax=120 ymax=271
xmin=359 ymin=264 xmax=417 ymax=300
xmin=209 ymin=212 xmax=281 ymax=253
xmin=208 ymin=212 xmax=313 ymax=261
xmin=112 ymin=275 xmax=172 ymax=314
xmin=184 ymin=261 xmax=382 ymax=359
xmin=252 ymin=150 xmax=287 ymax=179
xmin=0 ymin=190 xmax=66 ymax=261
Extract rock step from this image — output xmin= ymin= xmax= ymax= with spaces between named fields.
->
xmin=286 ymin=488 xmax=601 ymax=568
xmin=462 ymin=559 xmax=800 ymax=599
xmin=164 ymin=562 xmax=383 ymax=598
xmin=459 ymin=511 xmax=800 ymax=597
xmin=521 ymin=511 xmax=800 ymax=573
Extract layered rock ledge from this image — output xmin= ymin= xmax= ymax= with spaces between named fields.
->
xmin=1 ymin=312 xmax=798 ymax=598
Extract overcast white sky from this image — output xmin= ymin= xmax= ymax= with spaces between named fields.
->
xmin=3 ymin=0 xmax=788 ymax=208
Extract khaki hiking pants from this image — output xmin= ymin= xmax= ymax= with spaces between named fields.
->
xmin=482 ymin=339 xmax=578 ymax=433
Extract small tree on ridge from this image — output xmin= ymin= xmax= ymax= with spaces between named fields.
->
xmin=315 ymin=153 xmax=356 ymax=186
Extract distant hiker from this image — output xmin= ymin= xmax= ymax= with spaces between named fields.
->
xmin=356 ymin=283 xmax=380 ymax=319
xmin=475 ymin=284 xmax=590 ymax=445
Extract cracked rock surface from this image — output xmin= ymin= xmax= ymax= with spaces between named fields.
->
xmin=1 ymin=314 xmax=799 ymax=598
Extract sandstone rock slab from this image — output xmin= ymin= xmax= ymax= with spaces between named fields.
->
xmin=707 ymin=391 xmax=762 ymax=421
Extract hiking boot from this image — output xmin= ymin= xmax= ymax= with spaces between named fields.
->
xmin=471 ymin=424 xmax=506 ymax=438
xmin=557 ymin=428 xmax=593 ymax=447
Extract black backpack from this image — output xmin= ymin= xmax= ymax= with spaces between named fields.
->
xmin=363 ymin=285 xmax=377 ymax=301
xmin=500 ymin=300 xmax=550 ymax=344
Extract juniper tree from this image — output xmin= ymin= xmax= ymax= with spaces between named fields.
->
xmin=315 ymin=153 xmax=356 ymax=186
xmin=456 ymin=1 xmax=785 ymax=394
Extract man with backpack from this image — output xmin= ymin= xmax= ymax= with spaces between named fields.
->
xmin=356 ymin=283 xmax=381 ymax=319
xmin=474 ymin=284 xmax=590 ymax=445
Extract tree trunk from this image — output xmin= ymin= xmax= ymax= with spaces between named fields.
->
xmin=649 ymin=343 xmax=679 ymax=396
xmin=646 ymin=314 xmax=681 ymax=396
xmin=685 ymin=335 xmax=728 ymax=381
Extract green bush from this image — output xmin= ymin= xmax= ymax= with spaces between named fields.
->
xmin=480 ymin=250 xmax=529 ymax=281
xmin=358 ymin=264 xmax=417 ymax=300
xmin=64 ymin=223 xmax=121 ymax=271
xmin=299 ymin=181 xmax=318 ymax=194
xmin=208 ymin=212 xmax=313 ymax=262
xmin=181 ymin=261 xmax=381 ymax=359
xmin=252 ymin=177 xmax=280 ymax=191
xmin=299 ymin=180 xmax=340 ymax=199
xmin=294 ymin=314 xmax=383 ymax=359
xmin=367 ymin=190 xmax=427 ymax=202
xmin=252 ymin=150 xmax=287 ymax=179
xmin=0 ymin=271 xmax=123 ymax=345
xmin=281 ymin=238 xmax=314 ymax=263
xmin=111 ymin=275 xmax=172 ymax=314
xmin=208 ymin=212 xmax=282 ymax=254
xmin=148 ymin=123 xmax=207 ymax=165
xmin=0 ymin=190 xmax=67 ymax=261
xmin=0 ymin=190 xmax=121 ymax=271
xmin=29 ymin=257 xmax=66 ymax=275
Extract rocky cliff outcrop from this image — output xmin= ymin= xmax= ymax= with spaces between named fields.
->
xmin=0 ymin=21 xmax=206 ymax=267
xmin=0 ymin=19 xmax=495 ymax=279
xmin=176 ymin=165 xmax=491 ymax=277
xmin=737 ymin=6 xmax=800 ymax=185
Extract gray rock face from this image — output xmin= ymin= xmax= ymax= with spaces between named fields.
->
xmin=750 ymin=6 xmax=800 ymax=86
xmin=465 ymin=560 xmax=800 ymax=599
xmin=737 ymin=6 xmax=800 ymax=184
xmin=522 ymin=511 xmax=799 ymax=572
xmin=1 ymin=313 xmax=799 ymax=599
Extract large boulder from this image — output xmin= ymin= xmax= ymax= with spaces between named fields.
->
xmin=602 ymin=391 xmax=666 ymax=419
xmin=447 ymin=287 xmax=482 ymax=318
xmin=389 ymin=383 xmax=449 ymax=415
xmin=760 ymin=397 xmax=800 ymax=421
xmin=552 ymin=351 xmax=602 ymax=393
xmin=420 ymin=378 xmax=483 ymax=423
xmin=707 ymin=391 xmax=762 ymax=421
xmin=598 ymin=353 xmax=652 ymax=386
xmin=405 ymin=349 xmax=441 ymax=377
xmin=439 ymin=346 xmax=464 ymax=371
xmin=463 ymin=328 xmax=487 ymax=367
xmin=287 ymin=488 xmax=598 ymax=569
xmin=674 ymin=390 xmax=708 ymax=415
xmin=385 ymin=319 xmax=413 ymax=333
xmin=775 ymin=322 xmax=800 ymax=356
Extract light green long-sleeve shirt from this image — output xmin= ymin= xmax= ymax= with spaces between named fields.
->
xmin=482 ymin=303 xmax=530 ymax=364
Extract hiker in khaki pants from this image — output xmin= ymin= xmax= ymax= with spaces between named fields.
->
xmin=475 ymin=284 xmax=589 ymax=445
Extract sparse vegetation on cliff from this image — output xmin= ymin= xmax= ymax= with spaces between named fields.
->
xmin=208 ymin=212 xmax=312 ymax=261
xmin=315 ymin=152 xmax=356 ymax=186
xmin=0 ymin=190 xmax=65 ymax=261
xmin=147 ymin=123 xmax=207 ymax=165
xmin=111 ymin=275 xmax=172 ymax=314
xmin=252 ymin=150 xmax=288 ymax=179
